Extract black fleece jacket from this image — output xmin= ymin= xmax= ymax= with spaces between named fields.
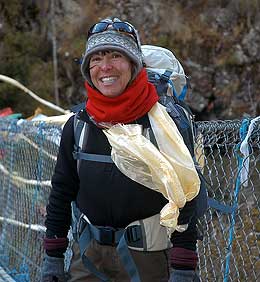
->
xmin=45 ymin=110 xmax=198 ymax=250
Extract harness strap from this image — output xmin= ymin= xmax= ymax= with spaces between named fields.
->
xmin=78 ymin=223 xmax=110 ymax=282
xmin=78 ymin=216 xmax=141 ymax=282
xmin=116 ymin=234 xmax=140 ymax=281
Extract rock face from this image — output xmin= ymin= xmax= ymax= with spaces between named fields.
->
xmin=0 ymin=0 xmax=260 ymax=120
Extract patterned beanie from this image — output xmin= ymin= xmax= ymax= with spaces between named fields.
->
xmin=81 ymin=18 xmax=143 ymax=86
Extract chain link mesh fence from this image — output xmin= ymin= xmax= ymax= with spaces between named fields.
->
xmin=196 ymin=119 xmax=260 ymax=282
xmin=0 ymin=120 xmax=61 ymax=281
xmin=0 ymin=118 xmax=259 ymax=281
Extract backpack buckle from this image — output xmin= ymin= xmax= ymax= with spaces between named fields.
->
xmin=96 ymin=227 xmax=116 ymax=245
xmin=72 ymin=144 xmax=81 ymax=160
xmin=160 ymin=70 xmax=172 ymax=82
xmin=125 ymin=225 xmax=143 ymax=249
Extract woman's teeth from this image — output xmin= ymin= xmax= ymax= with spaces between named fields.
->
xmin=101 ymin=76 xmax=117 ymax=83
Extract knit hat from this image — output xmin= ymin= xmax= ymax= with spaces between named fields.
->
xmin=81 ymin=18 xmax=143 ymax=86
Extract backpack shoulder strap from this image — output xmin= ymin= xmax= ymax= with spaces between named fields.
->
xmin=72 ymin=112 xmax=113 ymax=172
xmin=71 ymin=101 xmax=87 ymax=155
xmin=71 ymin=102 xmax=86 ymax=113
xmin=71 ymin=104 xmax=113 ymax=174
xmin=159 ymin=95 xmax=195 ymax=156
xmin=73 ymin=113 xmax=85 ymax=149
xmin=73 ymin=112 xmax=89 ymax=174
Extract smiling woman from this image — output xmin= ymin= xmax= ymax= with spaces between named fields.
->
xmin=41 ymin=17 xmax=202 ymax=282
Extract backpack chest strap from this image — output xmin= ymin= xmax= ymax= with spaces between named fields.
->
xmin=73 ymin=113 xmax=114 ymax=166
xmin=72 ymin=150 xmax=113 ymax=163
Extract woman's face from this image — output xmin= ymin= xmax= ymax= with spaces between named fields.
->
xmin=89 ymin=51 xmax=132 ymax=97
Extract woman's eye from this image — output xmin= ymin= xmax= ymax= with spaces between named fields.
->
xmin=91 ymin=56 xmax=101 ymax=62
xmin=112 ymin=53 xmax=122 ymax=58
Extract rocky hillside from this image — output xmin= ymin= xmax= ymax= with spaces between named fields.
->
xmin=0 ymin=0 xmax=260 ymax=120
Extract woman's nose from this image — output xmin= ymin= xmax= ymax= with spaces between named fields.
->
xmin=100 ymin=57 xmax=113 ymax=71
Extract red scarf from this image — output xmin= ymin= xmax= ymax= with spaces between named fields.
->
xmin=85 ymin=69 xmax=159 ymax=124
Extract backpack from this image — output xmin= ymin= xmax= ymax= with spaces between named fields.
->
xmin=71 ymin=44 xmax=208 ymax=219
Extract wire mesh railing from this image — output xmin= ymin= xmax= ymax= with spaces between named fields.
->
xmin=0 ymin=117 xmax=259 ymax=281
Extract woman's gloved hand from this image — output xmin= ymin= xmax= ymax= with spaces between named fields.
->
xmin=169 ymin=247 xmax=201 ymax=281
xmin=169 ymin=269 xmax=201 ymax=282
xmin=41 ymin=254 xmax=67 ymax=282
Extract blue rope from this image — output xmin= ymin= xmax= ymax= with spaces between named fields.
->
xmin=178 ymin=84 xmax=188 ymax=101
xmin=167 ymin=79 xmax=178 ymax=98
xmin=223 ymin=118 xmax=250 ymax=282
xmin=168 ymin=79 xmax=188 ymax=101
xmin=167 ymin=78 xmax=188 ymax=101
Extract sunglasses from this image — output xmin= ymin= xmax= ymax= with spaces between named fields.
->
xmin=88 ymin=21 xmax=140 ymax=48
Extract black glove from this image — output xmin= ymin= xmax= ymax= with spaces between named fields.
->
xmin=169 ymin=269 xmax=201 ymax=282
xmin=41 ymin=254 xmax=68 ymax=282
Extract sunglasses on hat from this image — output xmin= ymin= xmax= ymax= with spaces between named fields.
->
xmin=88 ymin=20 xmax=140 ymax=48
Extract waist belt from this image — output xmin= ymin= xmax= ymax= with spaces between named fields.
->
xmin=78 ymin=215 xmax=143 ymax=247
xmin=77 ymin=214 xmax=141 ymax=282
xmin=71 ymin=201 xmax=172 ymax=282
